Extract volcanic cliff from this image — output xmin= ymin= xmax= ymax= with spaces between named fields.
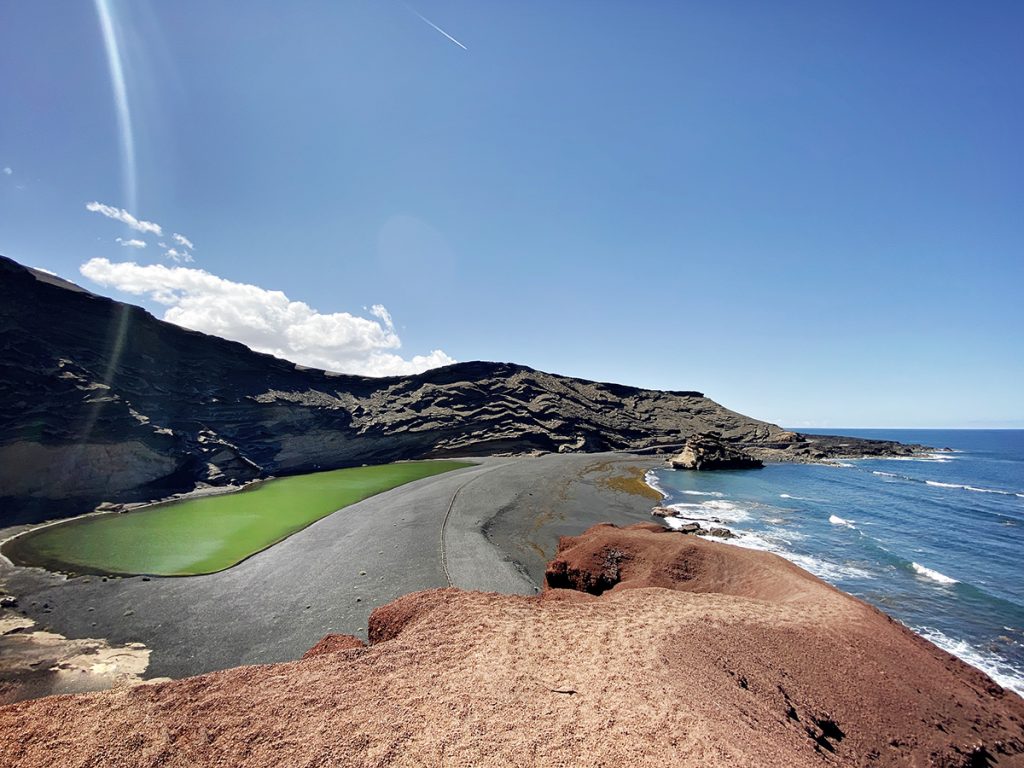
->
xmin=0 ymin=254 xmax=917 ymax=524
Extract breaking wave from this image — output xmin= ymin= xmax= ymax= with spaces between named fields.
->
xmin=925 ymin=480 xmax=1021 ymax=496
xmin=917 ymin=627 xmax=1024 ymax=696
xmin=643 ymin=470 xmax=668 ymax=499
xmin=726 ymin=530 xmax=875 ymax=581
xmin=665 ymin=499 xmax=751 ymax=523
xmin=885 ymin=453 xmax=958 ymax=463
xmin=873 ymin=472 xmax=1021 ymax=497
xmin=911 ymin=562 xmax=958 ymax=585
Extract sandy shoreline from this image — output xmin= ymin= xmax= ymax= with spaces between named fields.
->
xmin=0 ymin=452 xmax=661 ymax=695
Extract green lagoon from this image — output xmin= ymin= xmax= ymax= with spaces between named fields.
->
xmin=6 ymin=461 xmax=473 ymax=577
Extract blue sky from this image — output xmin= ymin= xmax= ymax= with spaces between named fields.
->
xmin=1 ymin=1 xmax=1021 ymax=427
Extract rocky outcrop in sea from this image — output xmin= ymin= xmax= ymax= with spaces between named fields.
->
xmin=668 ymin=431 xmax=765 ymax=470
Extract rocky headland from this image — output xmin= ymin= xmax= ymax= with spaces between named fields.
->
xmin=0 ymin=255 xmax=925 ymax=526
xmin=1 ymin=523 xmax=1021 ymax=767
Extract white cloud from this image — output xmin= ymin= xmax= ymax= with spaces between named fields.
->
xmin=85 ymin=201 xmax=162 ymax=235
xmin=172 ymin=232 xmax=194 ymax=250
xmin=116 ymin=237 xmax=147 ymax=249
xmin=163 ymin=248 xmax=194 ymax=263
xmin=2 ymin=167 xmax=11 ymax=175
xmin=78 ymin=258 xmax=455 ymax=376
xmin=370 ymin=304 xmax=394 ymax=327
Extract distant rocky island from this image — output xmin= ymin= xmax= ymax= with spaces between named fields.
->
xmin=0 ymin=254 xmax=923 ymax=525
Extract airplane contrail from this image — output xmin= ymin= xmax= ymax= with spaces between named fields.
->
xmin=406 ymin=5 xmax=468 ymax=50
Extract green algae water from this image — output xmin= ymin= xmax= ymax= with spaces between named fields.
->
xmin=7 ymin=461 xmax=473 ymax=576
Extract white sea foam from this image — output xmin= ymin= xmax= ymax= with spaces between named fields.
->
xmin=786 ymin=553 xmax=874 ymax=581
xmin=911 ymin=562 xmax=959 ymax=585
xmin=713 ymin=530 xmax=874 ymax=581
xmin=916 ymin=627 xmax=1024 ymax=696
xmin=925 ymin=480 xmax=1017 ymax=496
xmin=702 ymin=500 xmax=743 ymax=511
xmin=770 ymin=528 xmax=807 ymax=544
xmin=870 ymin=471 xmax=1021 ymax=497
xmin=828 ymin=514 xmax=855 ymax=528
xmin=680 ymin=490 xmax=724 ymax=497
xmin=780 ymin=493 xmax=820 ymax=502
xmin=719 ymin=530 xmax=774 ymax=552
xmin=885 ymin=453 xmax=956 ymax=463
xmin=643 ymin=470 xmax=668 ymax=499
xmin=665 ymin=499 xmax=751 ymax=523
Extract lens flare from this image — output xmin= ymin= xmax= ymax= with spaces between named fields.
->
xmin=93 ymin=0 xmax=137 ymax=212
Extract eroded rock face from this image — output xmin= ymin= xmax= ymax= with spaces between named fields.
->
xmin=2 ymin=524 xmax=1022 ymax=767
xmin=668 ymin=431 xmax=765 ymax=470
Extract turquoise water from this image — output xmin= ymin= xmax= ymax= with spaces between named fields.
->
xmin=647 ymin=429 xmax=1024 ymax=695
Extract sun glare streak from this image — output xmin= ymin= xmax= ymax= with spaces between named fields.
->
xmin=94 ymin=0 xmax=138 ymax=212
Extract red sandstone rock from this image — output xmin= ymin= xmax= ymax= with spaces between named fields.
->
xmin=1 ymin=523 xmax=1022 ymax=767
xmin=301 ymin=634 xmax=366 ymax=659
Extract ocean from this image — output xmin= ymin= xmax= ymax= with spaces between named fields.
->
xmin=645 ymin=429 xmax=1024 ymax=695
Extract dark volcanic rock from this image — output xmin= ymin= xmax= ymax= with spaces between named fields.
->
xmin=704 ymin=527 xmax=737 ymax=539
xmin=0 ymin=255 xmax=924 ymax=524
xmin=668 ymin=432 xmax=765 ymax=471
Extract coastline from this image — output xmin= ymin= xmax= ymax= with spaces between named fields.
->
xmin=642 ymin=438 xmax=1024 ymax=697
xmin=3 ymin=519 xmax=1022 ymax=766
xmin=0 ymin=453 xmax=663 ymax=698
xmin=3 ymin=448 xmax=1017 ymax=705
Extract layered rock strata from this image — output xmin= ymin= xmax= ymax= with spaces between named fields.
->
xmin=0 ymin=255 xmax=924 ymax=524
xmin=668 ymin=431 xmax=765 ymax=470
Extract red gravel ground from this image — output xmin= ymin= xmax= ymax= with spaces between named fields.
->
xmin=1 ymin=523 xmax=1022 ymax=767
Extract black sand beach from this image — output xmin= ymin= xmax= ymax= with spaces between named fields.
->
xmin=0 ymin=453 xmax=660 ymax=690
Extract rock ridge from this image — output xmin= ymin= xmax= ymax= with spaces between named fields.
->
xmin=0 ymin=255 xmax=924 ymax=524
